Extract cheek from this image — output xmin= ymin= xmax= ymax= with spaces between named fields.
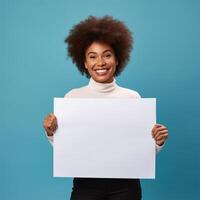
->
xmin=84 ymin=63 xmax=90 ymax=70
xmin=109 ymin=60 xmax=117 ymax=69
xmin=108 ymin=58 xmax=117 ymax=65
xmin=86 ymin=61 xmax=96 ymax=69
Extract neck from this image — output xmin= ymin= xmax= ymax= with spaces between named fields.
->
xmin=88 ymin=77 xmax=117 ymax=93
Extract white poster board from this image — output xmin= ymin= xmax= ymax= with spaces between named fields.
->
xmin=53 ymin=98 xmax=156 ymax=179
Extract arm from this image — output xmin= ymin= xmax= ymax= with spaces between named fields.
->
xmin=156 ymin=143 xmax=164 ymax=153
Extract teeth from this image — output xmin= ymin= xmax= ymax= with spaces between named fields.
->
xmin=95 ymin=69 xmax=108 ymax=75
xmin=96 ymin=69 xmax=107 ymax=73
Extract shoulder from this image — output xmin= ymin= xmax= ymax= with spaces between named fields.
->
xmin=116 ymin=86 xmax=141 ymax=98
xmin=64 ymin=85 xmax=89 ymax=98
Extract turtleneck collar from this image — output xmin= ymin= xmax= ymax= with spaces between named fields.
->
xmin=88 ymin=78 xmax=117 ymax=93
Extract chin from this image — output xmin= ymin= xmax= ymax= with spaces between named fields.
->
xmin=93 ymin=76 xmax=113 ymax=83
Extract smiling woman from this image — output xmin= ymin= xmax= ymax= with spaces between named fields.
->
xmin=43 ymin=15 xmax=169 ymax=200
xmin=65 ymin=16 xmax=132 ymax=78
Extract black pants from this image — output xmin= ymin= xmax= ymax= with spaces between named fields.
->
xmin=70 ymin=178 xmax=142 ymax=200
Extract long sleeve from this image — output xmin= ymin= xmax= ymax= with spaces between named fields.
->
xmin=156 ymin=143 xmax=164 ymax=153
xmin=45 ymin=131 xmax=54 ymax=146
xmin=47 ymin=136 xmax=53 ymax=146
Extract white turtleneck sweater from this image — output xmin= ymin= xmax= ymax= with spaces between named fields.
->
xmin=47 ymin=78 xmax=163 ymax=152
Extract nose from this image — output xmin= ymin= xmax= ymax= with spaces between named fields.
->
xmin=96 ymin=57 xmax=105 ymax=66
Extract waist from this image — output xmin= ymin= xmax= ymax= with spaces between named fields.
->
xmin=73 ymin=178 xmax=140 ymax=189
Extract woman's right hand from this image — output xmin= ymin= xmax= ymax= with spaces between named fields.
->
xmin=43 ymin=113 xmax=58 ymax=136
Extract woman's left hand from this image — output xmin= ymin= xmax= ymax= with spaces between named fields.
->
xmin=152 ymin=124 xmax=169 ymax=146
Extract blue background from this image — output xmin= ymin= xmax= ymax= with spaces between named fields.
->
xmin=1 ymin=0 xmax=200 ymax=199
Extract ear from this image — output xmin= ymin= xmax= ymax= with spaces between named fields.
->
xmin=116 ymin=60 xmax=119 ymax=66
xmin=84 ymin=62 xmax=88 ymax=69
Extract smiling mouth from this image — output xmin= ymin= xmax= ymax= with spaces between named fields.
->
xmin=94 ymin=68 xmax=110 ymax=75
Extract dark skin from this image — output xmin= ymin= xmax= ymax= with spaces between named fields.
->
xmin=43 ymin=41 xmax=169 ymax=146
xmin=43 ymin=113 xmax=57 ymax=137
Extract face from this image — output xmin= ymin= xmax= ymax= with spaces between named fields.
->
xmin=84 ymin=41 xmax=118 ymax=83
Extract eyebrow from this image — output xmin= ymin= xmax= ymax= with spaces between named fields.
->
xmin=87 ymin=49 xmax=113 ymax=55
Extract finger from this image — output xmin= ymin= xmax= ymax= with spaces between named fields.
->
xmin=152 ymin=125 xmax=161 ymax=137
xmin=43 ymin=121 xmax=50 ymax=129
xmin=151 ymin=125 xmax=157 ymax=136
xmin=43 ymin=114 xmax=57 ymax=133
xmin=48 ymin=125 xmax=56 ymax=134
xmin=155 ymin=127 xmax=168 ymax=133
xmin=155 ymin=133 xmax=168 ymax=141
xmin=44 ymin=122 xmax=54 ymax=133
xmin=156 ymin=135 xmax=168 ymax=146
xmin=155 ymin=123 xmax=165 ymax=127
xmin=46 ymin=127 xmax=54 ymax=136
xmin=155 ymin=133 xmax=168 ymax=144
xmin=156 ymin=140 xmax=165 ymax=146
xmin=52 ymin=122 xmax=58 ymax=132
xmin=44 ymin=117 xmax=52 ymax=126
xmin=152 ymin=124 xmax=166 ymax=134
xmin=52 ymin=116 xmax=57 ymax=123
xmin=153 ymin=127 xmax=168 ymax=138
xmin=48 ymin=116 xmax=56 ymax=125
xmin=51 ymin=116 xmax=57 ymax=126
xmin=154 ymin=130 xmax=168 ymax=139
xmin=46 ymin=121 xmax=52 ymax=128
xmin=46 ymin=114 xmax=57 ymax=122
xmin=50 ymin=118 xmax=58 ymax=130
xmin=152 ymin=128 xmax=167 ymax=138
xmin=47 ymin=118 xmax=53 ymax=125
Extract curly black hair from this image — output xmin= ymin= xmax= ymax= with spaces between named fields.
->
xmin=65 ymin=15 xmax=133 ymax=77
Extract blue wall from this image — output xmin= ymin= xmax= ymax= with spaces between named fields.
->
xmin=1 ymin=0 xmax=200 ymax=199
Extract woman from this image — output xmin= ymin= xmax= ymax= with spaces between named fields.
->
xmin=43 ymin=16 xmax=169 ymax=200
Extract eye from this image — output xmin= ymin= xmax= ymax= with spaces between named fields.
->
xmin=104 ymin=53 xmax=112 ymax=58
xmin=89 ymin=55 xmax=96 ymax=59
